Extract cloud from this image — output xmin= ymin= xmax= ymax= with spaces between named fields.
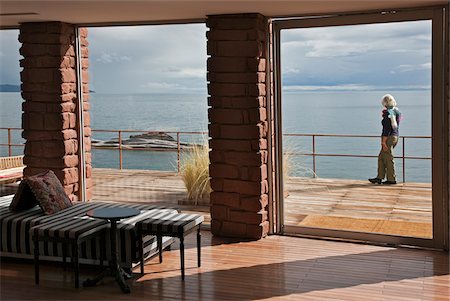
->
xmin=164 ymin=67 xmax=206 ymax=78
xmin=283 ymin=84 xmax=373 ymax=92
xmin=88 ymin=24 xmax=207 ymax=93
xmin=391 ymin=63 xmax=431 ymax=74
xmin=140 ymin=82 xmax=181 ymax=89
xmin=281 ymin=20 xmax=432 ymax=89
xmin=96 ymin=52 xmax=132 ymax=63
xmin=304 ymin=40 xmax=371 ymax=58
xmin=283 ymin=84 xmax=430 ymax=92
xmin=139 ymin=81 xmax=206 ymax=93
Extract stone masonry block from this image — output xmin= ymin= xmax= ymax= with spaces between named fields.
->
xmin=208 ymin=108 xmax=243 ymax=124
xmin=209 ymin=139 xmax=252 ymax=152
xmin=229 ymin=209 xmax=267 ymax=225
xmin=210 ymin=205 xmax=229 ymax=221
xmin=206 ymin=29 xmax=266 ymax=41
xmin=208 ymin=96 xmax=265 ymax=109
xmin=246 ymin=221 xmax=269 ymax=238
xmin=208 ymin=123 xmax=221 ymax=138
xmin=206 ymin=14 xmax=266 ymax=30
xmin=220 ymin=124 xmax=260 ymax=139
xmin=222 ymin=179 xmax=261 ymax=195
xmin=207 ymin=40 xmax=263 ymax=57
xmin=224 ymin=151 xmax=264 ymax=167
xmin=209 ymin=163 xmax=239 ymax=179
xmin=210 ymin=191 xmax=240 ymax=208
xmin=210 ymin=178 xmax=224 ymax=191
xmin=207 ymin=72 xmax=266 ymax=84
xmin=209 ymin=150 xmax=225 ymax=163
xmin=207 ymin=57 xmax=265 ymax=73
xmin=208 ymin=83 xmax=265 ymax=97
xmin=240 ymin=195 xmax=269 ymax=212
xmin=54 ymin=167 xmax=79 ymax=185
xmin=221 ymin=220 xmax=247 ymax=237
xmin=211 ymin=220 xmax=223 ymax=236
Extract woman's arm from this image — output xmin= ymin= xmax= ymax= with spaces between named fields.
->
xmin=381 ymin=136 xmax=388 ymax=151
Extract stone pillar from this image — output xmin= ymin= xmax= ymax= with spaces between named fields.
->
xmin=19 ymin=22 xmax=91 ymax=202
xmin=207 ymin=14 xmax=269 ymax=239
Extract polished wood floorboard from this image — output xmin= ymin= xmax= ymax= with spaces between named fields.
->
xmin=1 ymin=231 xmax=448 ymax=300
xmin=91 ymin=168 xmax=432 ymax=237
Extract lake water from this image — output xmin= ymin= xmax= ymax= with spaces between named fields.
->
xmin=0 ymin=90 xmax=431 ymax=182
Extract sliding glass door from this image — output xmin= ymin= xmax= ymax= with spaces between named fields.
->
xmin=272 ymin=7 xmax=448 ymax=249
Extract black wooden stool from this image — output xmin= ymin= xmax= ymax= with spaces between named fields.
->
xmin=137 ymin=212 xmax=204 ymax=280
xmin=31 ymin=217 xmax=107 ymax=288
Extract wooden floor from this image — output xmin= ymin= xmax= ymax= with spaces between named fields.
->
xmin=1 ymin=231 xmax=448 ymax=300
xmin=92 ymin=168 xmax=432 ymax=238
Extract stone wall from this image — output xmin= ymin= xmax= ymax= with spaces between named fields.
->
xmin=19 ymin=22 xmax=91 ymax=202
xmin=207 ymin=14 xmax=269 ymax=238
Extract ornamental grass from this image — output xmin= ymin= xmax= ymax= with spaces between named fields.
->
xmin=180 ymin=143 xmax=211 ymax=205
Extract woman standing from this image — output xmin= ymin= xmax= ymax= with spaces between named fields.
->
xmin=369 ymin=94 xmax=402 ymax=185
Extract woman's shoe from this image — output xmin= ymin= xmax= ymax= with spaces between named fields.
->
xmin=382 ymin=180 xmax=397 ymax=185
xmin=369 ymin=178 xmax=382 ymax=184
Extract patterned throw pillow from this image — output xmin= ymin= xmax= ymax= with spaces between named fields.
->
xmin=9 ymin=179 xmax=38 ymax=211
xmin=25 ymin=170 xmax=73 ymax=215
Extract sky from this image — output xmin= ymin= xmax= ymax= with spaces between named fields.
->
xmin=0 ymin=20 xmax=431 ymax=94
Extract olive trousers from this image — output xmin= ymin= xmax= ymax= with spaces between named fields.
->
xmin=377 ymin=136 xmax=398 ymax=182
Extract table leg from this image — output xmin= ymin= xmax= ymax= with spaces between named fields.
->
xmin=72 ymin=243 xmax=79 ymax=288
xmin=197 ymin=227 xmax=201 ymax=267
xmin=158 ymin=235 xmax=163 ymax=263
xmin=180 ymin=236 xmax=185 ymax=281
xmin=83 ymin=219 xmax=131 ymax=293
xmin=33 ymin=236 xmax=39 ymax=285
xmin=110 ymin=220 xmax=130 ymax=293
xmin=139 ymin=232 xmax=144 ymax=274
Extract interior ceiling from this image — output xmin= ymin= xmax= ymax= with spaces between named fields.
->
xmin=0 ymin=0 xmax=447 ymax=28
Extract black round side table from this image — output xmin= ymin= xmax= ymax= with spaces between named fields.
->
xmin=83 ymin=207 xmax=140 ymax=293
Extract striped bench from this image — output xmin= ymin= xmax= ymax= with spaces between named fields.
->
xmin=0 ymin=195 xmax=177 ymax=270
xmin=136 ymin=212 xmax=204 ymax=280
xmin=31 ymin=216 xmax=108 ymax=288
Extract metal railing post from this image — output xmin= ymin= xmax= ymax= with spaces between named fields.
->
xmin=177 ymin=132 xmax=181 ymax=173
xmin=7 ymin=128 xmax=12 ymax=156
xmin=312 ymin=135 xmax=316 ymax=177
xmin=118 ymin=131 xmax=123 ymax=170
xmin=402 ymin=136 xmax=405 ymax=183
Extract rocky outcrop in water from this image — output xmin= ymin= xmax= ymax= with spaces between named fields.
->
xmin=92 ymin=131 xmax=193 ymax=150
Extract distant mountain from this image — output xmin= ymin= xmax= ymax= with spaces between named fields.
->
xmin=0 ymin=84 xmax=20 ymax=92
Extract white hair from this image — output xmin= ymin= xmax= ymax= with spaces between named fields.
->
xmin=381 ymin=94 xmax=397 ymax=108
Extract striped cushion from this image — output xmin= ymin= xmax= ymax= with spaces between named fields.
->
xmin=137 ymin=212 xmax=204 ymax=235
xmin=0 ymin=195 xmax=178 ymax=267
xmin=31 ymin=216 xmax=107 ymax=240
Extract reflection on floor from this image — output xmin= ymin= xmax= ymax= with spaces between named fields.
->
xmin=1 ymin=231 xmax=448 ymax=300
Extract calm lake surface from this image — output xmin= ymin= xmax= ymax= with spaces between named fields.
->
xmin=0 ymin=90 xmax=431 ymax=182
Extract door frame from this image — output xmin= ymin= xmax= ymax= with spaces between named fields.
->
xmin=271 ymin=6 xmax=449 ymax=250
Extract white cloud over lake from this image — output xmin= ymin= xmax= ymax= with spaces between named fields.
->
xmin=0 ymin=20 xmax=432 ymax=93
xmin=88 ymin=24 xmax=207 ymax=94
xmin=281 ymin=20 xmax=432 ymax=91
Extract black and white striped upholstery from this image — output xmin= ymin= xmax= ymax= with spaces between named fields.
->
xmin=137 ymin=212 xmax=204 ymax=280
xmin=138 ymin=212 xmax=204 ymax=235
xmin=0 ymin=195 xmax=177 ymax=268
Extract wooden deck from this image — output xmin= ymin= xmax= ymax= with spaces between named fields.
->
xmin=92 ymin=168 xmax=432 ymax=238
xmin=1 ymin=230 xmax=448 ymax=300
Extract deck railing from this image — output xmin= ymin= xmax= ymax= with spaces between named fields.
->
xmin=0 ymin=127 xmax=431 ymax=182
xmin=91 ymin=129 xmax=208 ymax=172
xmin=284 ymin=133 xmax=431 ymax=183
